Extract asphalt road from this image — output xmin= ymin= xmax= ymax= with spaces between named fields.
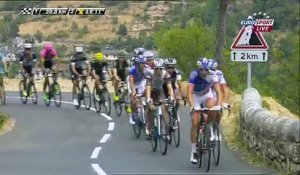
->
xmin=0 ymin=92 xmax=277 ymax=175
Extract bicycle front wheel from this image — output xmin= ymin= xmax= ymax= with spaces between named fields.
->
xmin=172 ymin=112 xmax=181 ymax=148
xmin=0 ymin=85 xmax=6 ymax=105
xmin=53 ymin=82 xmax=62 ymax=107
xmin=159 ymin=115 xmax=168 ymax=155
xmin=150 ymin=119 xmax=158 ymax=152
xmin=212 ymin=123 xmax=220 ymax=165
xmin=44 ymin=81 xmax=51 ymax=106
xmin=101 ymin=88 xmax=111 ymax=115
xmin=29 ymin=83 xmax=38 ymax=105
xmin=82 ymin=84 xmax=91 ymax=110
xmin=19 ymin=80 xmax=27 ymax=104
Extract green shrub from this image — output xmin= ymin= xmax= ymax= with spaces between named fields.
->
xmin=7 ymin=63 xmax=21 ymax=79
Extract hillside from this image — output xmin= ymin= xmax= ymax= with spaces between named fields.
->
xmin=16 ymin=1 xmax=174 ymax=43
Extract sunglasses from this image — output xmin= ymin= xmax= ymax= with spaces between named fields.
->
xmin=167 ymin=67 xmax=175 ymax=70
xmin=199 ymin=68 xmax=209 ymax=72
xmin=154 ymin=68 xmax=163 ymax=70
xmin=25 ymin=48 xmax=31 ymax=50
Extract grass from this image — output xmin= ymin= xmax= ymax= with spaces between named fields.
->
xmin=0 ymin=112 xmax=8 ymax=131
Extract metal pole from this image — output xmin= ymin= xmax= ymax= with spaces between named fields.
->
xmin=247 ymin=62 xmax=252 ymax=88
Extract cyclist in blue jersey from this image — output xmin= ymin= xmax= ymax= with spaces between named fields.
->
xmin=188 ymin=57 xmax=222 ymax=164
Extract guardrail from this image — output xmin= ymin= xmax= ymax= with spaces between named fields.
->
xmin=240 ymin=88 xmax=300 ymax=174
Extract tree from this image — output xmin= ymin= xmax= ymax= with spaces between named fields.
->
xmin=117 ymin=24 xmax=128 ymax=36
xmin=215 ymin=0 xmax=231 ymax=66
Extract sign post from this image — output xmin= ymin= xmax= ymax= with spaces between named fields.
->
xmin=230 ymin=12 xmax=274 ymax=88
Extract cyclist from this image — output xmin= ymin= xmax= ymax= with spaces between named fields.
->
xmin=40 ymin=43 xmax=59 ymax=100
xmin=131 ymin=47 xmax=145 ymax=66
xmin=112 ymin=50 xmax=129 ymax=103
xmin=91 ymin=52 xmax=109 ymax=101
xmin=188 ymin=57 xmax=222 ymax=164
xmin=70 ymin=46 xmax=91 ymax=106
xmin=19 ymin=43 xmax=38 ymax=96
xmin=145 ymin=58 xmax=174 ymax=139
xmin=163 ymin=58 xmax=182 ymax=110
xmin=0 ymin=51 xmax=7 ymax=88
xmin=128 ymin=55 xmax=149 ymax=125
xmin=208 ymin=59 xmax=230 ymax=109
xmin=143 ymin=50 xmax=155 ymax=69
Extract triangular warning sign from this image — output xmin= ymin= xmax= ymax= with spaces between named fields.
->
xmin=231 ymin=25 xmax=268 ymax=50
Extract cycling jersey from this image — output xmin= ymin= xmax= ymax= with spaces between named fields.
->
xmin=145 ymin=69 xmax=171 ymax=91
xmin=70 ymin=54 xmax=89 ymax=77
xmin=162 ymin=68 xmax=182 ymax=98
xmin=188 ymin=69 xmax=218 ymax=95
xmin=214 ymin=69 xmax=227 ymax=84
xmin=116 ymin=60 xmax=129 ymax=81
xmin=91 ymin=60 xmax=109 ymax=82
xmin=40 ymin=48 xmax=57 ymax=61
xmin=19 ymin=51 xmax=37 ymax=76
xmin=128 ymin=65 xmax=149 ymax=94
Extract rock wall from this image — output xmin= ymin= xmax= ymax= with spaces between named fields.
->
xmin=240 ymin=88 xmax=300 ymax=174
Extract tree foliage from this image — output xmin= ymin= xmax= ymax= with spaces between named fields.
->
xmin=117 ymin=24 xmax=128 ymax=36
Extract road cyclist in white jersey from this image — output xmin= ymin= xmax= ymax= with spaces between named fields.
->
xmin=143 ymin=50 xmax=155 ymax=69
xmin=128 ymin=54 xmax=149 ymax=124
xmin=187 ymin=57 xmax=223 ymax=164
xmin=145 ymin=58 xmax=175 ymax=139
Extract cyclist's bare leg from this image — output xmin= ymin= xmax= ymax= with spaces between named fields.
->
xmin=72 ymin=79 xmax=79 ymax=95
xmin=43 ymin=76 xmax=49 ymax=92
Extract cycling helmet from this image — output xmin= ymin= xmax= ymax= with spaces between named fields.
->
xmin=118 ymin=50 xmax=127 ymax=58
xmin=134 ymin=47 xmax=145 ymax=55
xmin=153 ymin=58 xmax=165 ymax=68
xmin=94 ymin=52 xmax=104 ymax=61
xmin=44 ymin=43 xmax=54 ymax=51
xmin=75 ymin=46 xmax=83 ymax=53
xmin=143 ymin=51 xmax=154 ymax=60
xmin=208 ymin=58 xmax=218 ymax=70
xmin=197 ymin=57 xmax=210 ymax=69
xmin=24 ymin=43 xmax=32 ymax=49
xmin=134 ymin=55 xmax=146 ymax=64
xmin=164 ymin=58 xmax=177 ymax=65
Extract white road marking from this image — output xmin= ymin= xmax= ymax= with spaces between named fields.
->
xmin=101 ymin=113 xmax=112 ymax=121
xmin=108 ymin=122 xmax=114 ymax=131
xmin=91 ymin=164 xmax=107 ymax=175
xmin=6 ymin=95 xmax=113 ymax=175
xmin=91 ymin=147 xmax=102 ymax=159
xmin=99 ymin=133 xmax=111 ymax=143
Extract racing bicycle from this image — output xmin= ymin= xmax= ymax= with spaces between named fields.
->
xmin=73 ymin=74 xmax=91 ymax=110
xmin=19 ymin=71 xmax=37 ymax=105
xmin=43 ymin=69 xmax=62 ymax=107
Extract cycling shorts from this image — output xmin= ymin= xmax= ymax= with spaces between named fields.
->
xmin=23 ymin=65 xmax=34 ymax=77
xmin=127 ymin=79 xmax=146 ymax=95
xmin=193 ymin=89 xmax=215 ymax=110
xmin=44 ymin=60 xmax=54 ymax=70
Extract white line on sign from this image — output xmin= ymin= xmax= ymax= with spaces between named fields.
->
xmin=99 ymin=133 xmax=111 ymax=143
xmin=91 ymin=147 xmax=102 ymax=159
xmin=108 ymin=122 xmax=114 ymax=131
xmin=91 ymin=164 xmax=108 ymax=175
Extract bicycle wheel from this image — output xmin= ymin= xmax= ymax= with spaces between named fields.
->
xmin=101 ymin=88 xmax=111 ymax=115
xmin=159 ymin=115 xmax=168 ymax=155
xmin=44 ymin=81 xmax=51 ymax=106
xmin=150 ymin=118 xmax=158 ymax=152
xmin=212 ymin=123 xmax=220 ymax=165
xmin=0 ymin=85 xmax=6 ymax=105
xmin=168 ymin=111 xmax=173 ymax=144
xmin=29 ymin=83 xmax=38 ymax=105
xmin=202 ymin=124 xmax=212 ymax=172
xmin=19 ymin=80 xmax=27 ymax=104
xmin=82 ymin=84 xmax=91 ymax=110
xmin=132 ymin=110 xmax=142 ymax=138
xmin=113 ymin=89 xmax=123 ymax=117
xmin=93 ymin=86 xmax=101 ymax=113
xmin=53 ymin=82 xmax=62 ymax=107
xmin=172 ymin=112 xmax=181 ymax=148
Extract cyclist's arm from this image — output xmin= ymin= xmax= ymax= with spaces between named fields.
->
xmin=214 ymin=83 xmax=222 ymax=106
xmin=176 ymin=72 xmax=182 ymax=98
xmin=85 ymin=60 xmax=91 ymax=75
xmin=165 ymin=73 xmax=174 ymax=100
xmin=129 ymin=75 xmax=136 ymax=94
xmin=146 ymin=78 xmax=152 ymax=101
xmin=188 ymin=71 xmax=196 ymax=107
xmin=71 ymin=63 xmax=79 ymax=75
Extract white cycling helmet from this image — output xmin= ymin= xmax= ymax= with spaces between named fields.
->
xmin=164 ymin=58 xmax=177 ymax=65
xmin=143 ymin=51 xmax=154 ymax=60
xmin=75 ymin=46 xmax=83 ymax=53
xmin=153 ymin=58 xmax=165 ymax=68
xmin=197 ymin=57 xmax=210 ymax=69
xmin=208 ymin=58 xmax=218 ymax=70
xmin=24 ymin=43 xmax=32 ymax=49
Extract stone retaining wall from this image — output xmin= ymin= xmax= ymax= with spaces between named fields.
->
xmin=240 ymin=88 xmax=300 ymax=174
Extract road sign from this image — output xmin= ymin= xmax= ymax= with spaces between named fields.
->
xmin=231 ymin=50 xmax=268 ymax=62
xmin=231 ymin=25 xmax=268 ymax=50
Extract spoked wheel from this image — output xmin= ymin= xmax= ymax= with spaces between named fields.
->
xmin=101 ymin=88 xmax=111 ymax=115
xmin=0 ymin=85 xmax=6 ymax=105
xmin=44 ymin=82 xmax=51 ymax=106
xmin=172 ymin=112 xmax=181 ymax=148
xmin=53 ymin=82 xmax=62 ymax=107
xmin=113 ymin=90 xmax=123 ymax=117
xmin=158 ymin=115 xmax=168 ymax=155
xmin=150 ymin=119 xmax=158 ymax=152
xmin=19 ymin=80 xmax=27 ymax=104
xmin=198 ymin=124 xmax=211 ymax=172
xmin=93 ymin=86 xmax=101 ymax=113
xmin=212 ymin=123 xmax=220 ymax=165
xmin=29 ymin=83 xmax=37 ymax=105
xmin=168 ymin=112 xmax=173 ymax=144
xmin=82 ymin=84 xmax=91 ymax=110
xmin=132 ymin=109 xmax=143 ymax=138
